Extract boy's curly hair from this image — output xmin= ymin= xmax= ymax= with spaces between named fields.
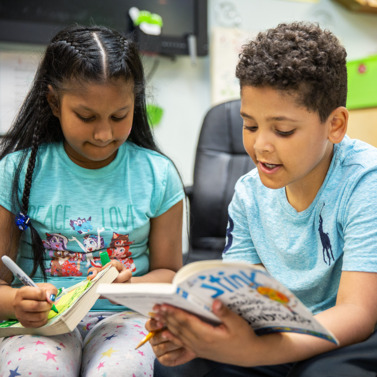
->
xmin=236 ymin=22 xmax=347 ymax=123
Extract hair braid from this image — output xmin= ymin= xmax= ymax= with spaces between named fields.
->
xmin=21 ymin=130 xmax=39 ymax=214
xmin=20 ymin=93 xmax=47 ymax=279
xmin=55 ymin=39 xmax=85 ymax=60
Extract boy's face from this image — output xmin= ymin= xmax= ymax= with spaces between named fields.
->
xmin=241 ymin=86 xmax=334 ymax=208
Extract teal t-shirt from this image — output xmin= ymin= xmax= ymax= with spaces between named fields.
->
xmin=223 ymin=136 xmax=377 ymax=314
xmin=0 ymin=141 xmax=184 ymax=311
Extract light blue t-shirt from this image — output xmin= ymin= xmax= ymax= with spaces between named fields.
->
xmin=223 ymin=136 xmax=377 ymax=314
xmin=0 ymin=141 xmax=185 ymax=311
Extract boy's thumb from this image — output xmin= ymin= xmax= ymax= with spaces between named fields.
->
xmin=212 ymin=299 xmax=242 ymax=328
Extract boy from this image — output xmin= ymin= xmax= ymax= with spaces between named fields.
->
xmin=146 ymin=22 xmax=377 ymax=376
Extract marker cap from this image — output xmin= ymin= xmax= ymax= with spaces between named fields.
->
xmin=100 ymin=251 xmax=111 ymax=266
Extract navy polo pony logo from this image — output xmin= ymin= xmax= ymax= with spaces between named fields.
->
xmin=318 ymin=204 xmax=334 ymax=265
xmin=223 ymin=215 xmax=234 ymax=253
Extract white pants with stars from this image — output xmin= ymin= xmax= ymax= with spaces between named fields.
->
xmin=0 ymin=310 xmax=155 ymax=377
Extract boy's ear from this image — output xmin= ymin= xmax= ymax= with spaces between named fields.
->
xmin=328 ymin=106 xmax=348 ymax=144
xmin=46 ymin=85 xmax=60 ymax=118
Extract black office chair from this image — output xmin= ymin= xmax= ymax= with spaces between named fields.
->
xmin=184 ymin=99 xmax=255 ymax=264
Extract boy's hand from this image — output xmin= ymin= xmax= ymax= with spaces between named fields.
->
xmin=148 ymin=299 xmax=259 ymax=367
xmin=146 ymin=315 xmax=197 ymax=366
xmin=87 ymin=259 xmax=132 ymax=283
xmin=13 ymin=283 xmax=58 ymax=328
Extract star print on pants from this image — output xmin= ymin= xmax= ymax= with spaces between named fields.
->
xmin=101 ymin=347 xmax=118 ymax=357
xmin=43 ymin=350 xmax=57 ymax=361
xmin=8 ymin=366 xmax=21 ymax=377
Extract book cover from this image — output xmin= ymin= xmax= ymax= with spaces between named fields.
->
xmin=0 ymin=265 xmax=118 ymax=337
xmin=97 ymin=260 xmax=338 ymax=344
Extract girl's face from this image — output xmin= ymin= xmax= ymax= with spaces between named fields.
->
xmin=48 ymin=78 xmax=134 ymax=169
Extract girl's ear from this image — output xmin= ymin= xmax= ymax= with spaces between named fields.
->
xmin=328 ymin=106 xmax=348 ymax=144
xmin=46 ymin=85 xmax=60 ymax=118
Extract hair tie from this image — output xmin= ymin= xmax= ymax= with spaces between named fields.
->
xmin=15 ymin=212 xmax=31 ymax=231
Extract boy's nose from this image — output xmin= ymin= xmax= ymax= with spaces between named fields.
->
xmin=254 ymin=132 xmax=274 ymax=153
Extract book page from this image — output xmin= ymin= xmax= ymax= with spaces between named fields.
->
xmin=47 ymin=265 xmax=115 ymax=321
xmin=47 ymin=279 xmax=92 ymax=320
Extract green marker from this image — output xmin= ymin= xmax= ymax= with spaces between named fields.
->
xmin=100 ymin=251 xmax=111 ymax=266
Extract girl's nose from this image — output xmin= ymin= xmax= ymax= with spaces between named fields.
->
xmin=93 ymin=122 xmax=112 ymax=142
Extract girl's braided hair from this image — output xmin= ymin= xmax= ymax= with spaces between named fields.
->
xmin=0 ymin=24 xmax=159 ymax=279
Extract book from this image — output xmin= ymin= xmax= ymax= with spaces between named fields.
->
xmin=97 ymin=260 xmax=338 ymax=344
xmin=0 ymin=265 xmax=118 ymax=337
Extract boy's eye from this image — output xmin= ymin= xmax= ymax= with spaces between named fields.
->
xmin=276 ymin=129 xmax=295 ymax=137
xmin=243 ymin=125 xmax=258 ymax=132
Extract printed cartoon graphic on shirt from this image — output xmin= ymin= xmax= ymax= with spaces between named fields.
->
xmin=49 ymin=250 xmax=84 ymax=276
xmin=41 ymin=210 xmax=137 ymax=277
xmin=223 ymin=215 xmax=234 ymax=254
xmin=107 ymin=232 xmax=136 ymax=272
xmin=43 ymin=232 xmax=69 ymax=251
xmin=69 ymin=227 xmax=105 ymax=267
xmin=318 ymin=203 xmax=334 ymax=266
xmin=43 ymin=233 xmax=83 ymax=276
xmin=70 ymin=216 xmax=93 ymax=234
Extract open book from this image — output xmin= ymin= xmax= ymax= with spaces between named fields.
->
xmin=0 ymin=265 xmax=118 ymax=337
xmin=98 ymin=260 xmax=338 ymax=344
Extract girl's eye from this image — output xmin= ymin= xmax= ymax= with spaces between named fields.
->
xmin=77 ymin=114 xmax=94 ymax=123
xmin=276 ymin=129 xmax=295 ymax=137
xmin=111 ymin=115 xmax=127 ymax=122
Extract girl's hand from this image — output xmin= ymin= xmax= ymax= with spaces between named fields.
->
xmin=13 ymin=283 xmax=58 ymax=328
xmin=88 ymin=260 xmax=132 ymax=304
xmin=87 ymin=259 xmax=132 ymax=284
xmin=150 ymin=299 xmax=260 ymax=367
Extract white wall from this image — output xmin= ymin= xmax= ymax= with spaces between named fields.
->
xmin=143 ymin=54 xmax=210 ymax=186
xmin=0 ymin=0 xmax=376 ymax=186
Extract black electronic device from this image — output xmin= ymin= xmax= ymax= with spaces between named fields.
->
xmin=0 ymin=0 xmax=208 ymax=58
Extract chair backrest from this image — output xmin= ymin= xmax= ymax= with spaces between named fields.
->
xmin=189 ymin=99 xmax=255 ymax=255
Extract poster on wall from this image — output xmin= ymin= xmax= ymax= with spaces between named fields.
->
xmin=210 ymin=27 xmax=254 ymax=106
xmin=0 ymin=50 xmax=41 ymax=135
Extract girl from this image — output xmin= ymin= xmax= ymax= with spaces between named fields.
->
xmin=0 ymin=25 xmax=184 ymax=376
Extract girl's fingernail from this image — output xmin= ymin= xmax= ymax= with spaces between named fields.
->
xmin=50 ymin=294 xmax=56 ymax=302
xmin=88 ymin=271 xmax=93 ymax=276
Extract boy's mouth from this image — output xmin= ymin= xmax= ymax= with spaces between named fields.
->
xmin=259 ymin=161 xmax=281 ymax=173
